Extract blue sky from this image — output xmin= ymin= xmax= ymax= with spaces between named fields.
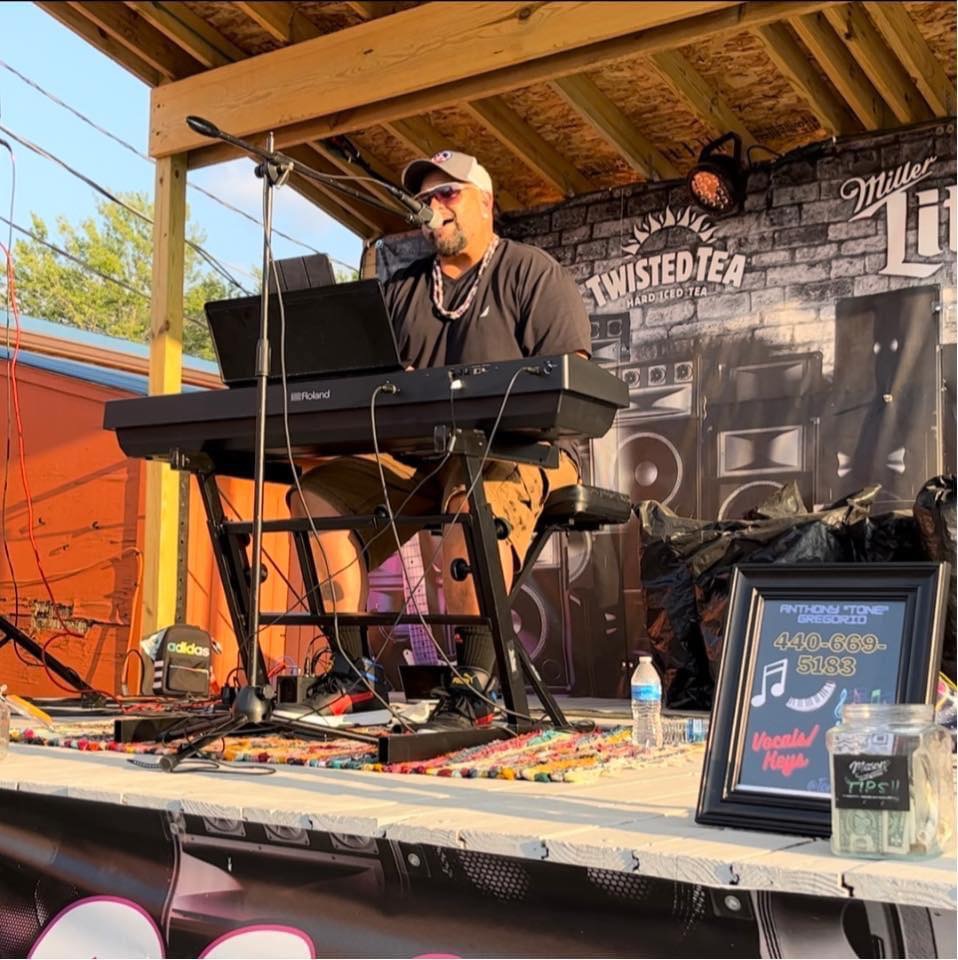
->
xmin=0 ymin=2 xmax=364 ymax=290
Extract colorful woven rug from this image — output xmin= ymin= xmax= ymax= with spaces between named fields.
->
xmin=12 ymin=721 xmax=701 ymax=783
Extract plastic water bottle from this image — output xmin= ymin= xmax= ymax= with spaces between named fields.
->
xmin=631 ymin=656 xmax=662 ymax=750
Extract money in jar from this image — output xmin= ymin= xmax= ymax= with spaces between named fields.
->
xmin=826 ymin=703 xmax=954 ymax=859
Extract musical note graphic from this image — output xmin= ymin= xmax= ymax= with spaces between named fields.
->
xmin=751 ymin=659 xmax=788 ymax=708
xmin=871 ymin=688 xmax=882 ymax=704
xmin=833 ymin=687 xmax=848 ymax=720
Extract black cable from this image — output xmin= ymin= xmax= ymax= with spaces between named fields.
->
xmin=0 ymin=214 xmax=209 ymax=332
xmin=0 ymin=123 xmax=251 ymax=296
xmin=0 ymin=59 xmax=346 ymax=268
xmin=267 ymin=205 xmax=415 ymax=733
xmin=126 ymin=756 xmax=275 ymax=775
xmin=370 ymin=366 xmax=538 ymax=726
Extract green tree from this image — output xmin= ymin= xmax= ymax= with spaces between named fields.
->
xmin=2 ymin=193 xmax=248 ymax=360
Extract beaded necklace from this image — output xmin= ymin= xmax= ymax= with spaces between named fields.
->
xmin=430 ymin=234 xmax=500 ymax=321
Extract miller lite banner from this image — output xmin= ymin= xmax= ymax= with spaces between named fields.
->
xmin=376 ymin=120 xmax=956 ymax=699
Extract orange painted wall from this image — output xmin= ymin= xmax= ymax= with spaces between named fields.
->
xmin=0 ymin=359 xmax=299 ymax=699
xmin=0 ymin=361 xmax=143 ymax=698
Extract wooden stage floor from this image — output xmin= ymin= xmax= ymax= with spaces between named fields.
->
xmin=1 ymin=722 xmax=954 ymax=913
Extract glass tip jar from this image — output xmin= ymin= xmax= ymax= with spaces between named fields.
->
xmin=826 ymin=703 xmax=955 ymax=859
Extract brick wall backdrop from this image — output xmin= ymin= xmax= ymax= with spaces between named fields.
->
xmin=376 ymin=121 xmax=957 ymax=697
xmin=497 ymin=120 xmax=956 ymax=379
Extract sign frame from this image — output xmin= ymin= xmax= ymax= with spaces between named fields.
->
xmin=696 ymin=563 xmax=948 ymax=837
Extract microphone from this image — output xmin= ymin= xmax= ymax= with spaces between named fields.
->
xmin=186 ymin=115 xmax=222 ymax=139
xmin=387 ymin=187 xmax=444 ymax=230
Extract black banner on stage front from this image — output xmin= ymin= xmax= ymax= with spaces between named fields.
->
xmin=1 ymin=787 xmax=934 ymax=959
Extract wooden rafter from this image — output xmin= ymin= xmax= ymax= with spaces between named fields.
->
xmin=790 ymin=10 xmax=893 ymax=129
xmin=824 ymin=3 xmax=931 ymax=125
xmin=862 ymin=1 xmax=956 ymax=117
xmin=754 ymin=21 xmax=861 ymax=136
xmin=649 ymin=50 xmax=756 ymax=148
xmin=344 ymin=1 xmax=410 ymax=20
xmin=551 ymin=74 xmax=679 ymax=181
xmin=234 ymin=1 xmax=320 ymax=45
xmin=346 ymin=0 xmax=566 ymax=205
xmin=303 ymin=141 xmax=408 ymax=223
xmin=124 ymin=1 xmax=247 ymax=69
xmin=149 ymin=1 xmax=743 ymax=157
xmin=64 ymin=0 xmax=202 ymax=80
xmin=120 ymin=0 xmax=396 ymax=236
xmin=385 ymin=118 xmax=522 ymax=212
xmin=173 ymin=1 xmax=843 ymax=169
xmin=36 ymin=1 xmax=162 ymax=86
xmin=281 ymin=157 xmax=395 ymax=237
xmin=463 ymin=98 xmax=593 ymax=197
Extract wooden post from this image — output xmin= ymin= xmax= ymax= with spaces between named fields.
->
xmin=141 ymin=153 xmax=187 ymax=637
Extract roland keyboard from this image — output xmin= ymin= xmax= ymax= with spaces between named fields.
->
xmin=104 ymin=354 xmax=627 ymax=477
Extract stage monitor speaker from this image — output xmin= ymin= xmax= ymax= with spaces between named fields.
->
xmin=820 ymin=286 xmax=939 ymax=509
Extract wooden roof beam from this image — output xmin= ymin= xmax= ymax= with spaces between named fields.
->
xmin=234 ymin=2 xmax=321 ymax=45
xmin=344 ymin=2 xmax=411 ymax=19
xmin=36 ymin=1 xmax=162 ymax=86
xmin=649 ymin=50 xmax=757 ymax=148
xmin=824 ymin=3 xmax=932 ymax=125
xmin=280 ymin=146 xmax=392 ymax=238
xmin=150 ymin=1 xmax=743 ymax=157
xmin=754 ymin=21 xmax=861 ymax=136
xmin=790 ymin=10 xmax=894 ymax=129
xmin=862 ymin=1 xmax=956 ymax=117
xmin=123 ymin=1 xmax=247 ymax=69
xmin=551 ymin=74 xmax=679 ymax=181
xmin=385 ymin=118 xmax=522 ymax=212
xmin=463 ymin=97 xmax=593 ymax=197
xmin=346 ymin=0 xmax=573 ymax=201
xmin=303 ymin=140 xmax=407 ymax=217
xmin=63 ymin=0 xmax=203 ymax=80
xmin=183 ymin=1 xmax=842 ymax=169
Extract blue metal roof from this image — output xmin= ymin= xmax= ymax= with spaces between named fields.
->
xmin=0 ymin=315 xmax=215 ymax=394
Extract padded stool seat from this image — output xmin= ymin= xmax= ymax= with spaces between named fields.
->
xmin=535 ymin=483 xmax=632 ymax=532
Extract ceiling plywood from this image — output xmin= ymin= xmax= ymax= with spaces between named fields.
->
xmin=906 ymin=1 xmax=958 ymax=82
xmin=674 ymin=31 xmax=827 ymax=155
xmin=586 ymin=59 xmax=717 ymax=176
xmin=497 ymin=83 xmax=636 ymax=189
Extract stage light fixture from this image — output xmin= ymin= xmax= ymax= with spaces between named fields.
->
xmin=687 ymin=132 xmax=747 ymax=216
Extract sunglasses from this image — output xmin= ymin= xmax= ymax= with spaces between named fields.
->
xmin=415 ymin=183 xmax=471 ymax=205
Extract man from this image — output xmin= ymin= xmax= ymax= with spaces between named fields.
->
xmin=292 ymin=150 xmax=591 ymax=727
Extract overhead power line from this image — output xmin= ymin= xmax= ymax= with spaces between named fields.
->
xmin=0 ymin=214 xmax=209 ymax=333
xmin=0 ymin=123 xmax=252 ymax=294
xmin=0 ymin=58 xmax=359 ymax=272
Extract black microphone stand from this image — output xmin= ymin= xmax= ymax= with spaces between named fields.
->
xmin=158 ymin=119 xmax=429 ymax=771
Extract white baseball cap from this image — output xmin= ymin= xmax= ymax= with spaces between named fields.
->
xmin=402 ymin=150 xmax=494 ymax=195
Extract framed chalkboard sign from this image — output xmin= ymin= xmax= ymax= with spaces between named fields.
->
xmin=696 ymin=563 xmax=948 ymax=837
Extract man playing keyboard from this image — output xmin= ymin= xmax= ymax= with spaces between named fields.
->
xmin=292 ymin=150 xmax=591 ymax=728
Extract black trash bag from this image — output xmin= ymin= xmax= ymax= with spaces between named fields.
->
xmin=637 ymin=482 xmax=878 ymax=711
xmin=914 ymin=475 xmax=957 ymax=682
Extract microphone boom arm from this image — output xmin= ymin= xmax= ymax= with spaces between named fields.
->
xmin=186 ymin=116 xmax=433 ymax=228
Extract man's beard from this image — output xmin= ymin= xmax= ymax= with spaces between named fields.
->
xmin=428 ymin=221 xmax=468 ymax=257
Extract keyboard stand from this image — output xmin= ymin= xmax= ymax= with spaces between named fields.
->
xmin=165 ymin=428 xmax=569 ymax=765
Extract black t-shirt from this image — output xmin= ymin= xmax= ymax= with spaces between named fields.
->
xmin=383 ymin=237 xmax=591 ymax=368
